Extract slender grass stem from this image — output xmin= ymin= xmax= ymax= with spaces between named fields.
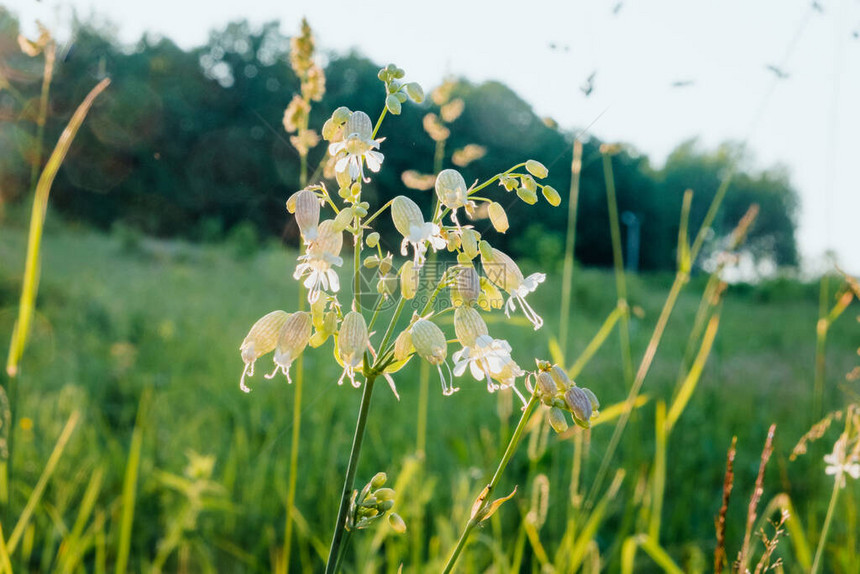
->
xmin=442 ymin=392 xmax=540 ymax=574
xmin=601 ymin=152 xmax=634 ymax=386
xmin=811 ymin=479 xmax=840 ymax=574
xmin=559 ymin=139 xmax=583 ymax=354
xmin=813 ymin=273 xmax=829 ymax=422
xmin=324 ymin=375 xmax=377 ymax=573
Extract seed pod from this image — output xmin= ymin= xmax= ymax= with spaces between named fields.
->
xmin=451 ymin=266 xmax=481 ymax=306
xmin=525 ymin=159 xmax=548 ymax=179
xmin=393 ymin=329 xmax=414 ymax=361
xmin=461 ymin=229 xmax=480 ymax=259
xmin=487 ymin=202 xmax=509 ymax=233
xmin=391 ymin=195 xmax=424 ymax=237
xmin=378 ymin=254 xmax=393 ymax=275
xmin=454 ymin=306 xmax=489 ymax=347
xmin=389 ymin=513 xmax=407 ymax=534
xmin=564 ymin=386 xmax=593 ymax=424
xmin=400 ymin=260 xmax=419 ymax=300
xmin=548 ymin=406 xmax=569 ymax=433
xmin=542 ymin=185 xmax=561 ymax=207
xmin=294 ymin=190 xmax=321 ymax=241
xmin=549 ymin=365 xmax=572 ymax=391
xmin=339 ymin=311 xmax=368 ymax=368
xmin=435 ymin=169 xmax=468 ymax=209
xmin=410 ymin=320 xmax=447 ymax=365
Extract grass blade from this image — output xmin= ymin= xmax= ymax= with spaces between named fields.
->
xmin=115 ymin=388 xmax=150 ymax=574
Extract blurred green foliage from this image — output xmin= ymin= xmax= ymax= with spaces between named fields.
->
xmin=0 ymin=11 xmax=799 ymax=270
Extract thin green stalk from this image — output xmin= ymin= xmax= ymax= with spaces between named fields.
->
xmin=28 ymin=42 xmax=56 ymax=199
xmin=371 ymin=108 xmax=387 ymax=139
xmin=115 ymin=389 xmax=149 ymax=574
xmin=813 ymin=273 xmax=829 ymax=422
xmin=468 ymin=163 xmax=526 ymax=196
xmin=442 ymin=393 xmax=540 ymax=574
xmin=559 ymin=139 xmax=583 ymax=354
xmin=324 ymin=375 xmax=377 ymax=574
xmin=416 ymin=361 xmax=430 ymax=458
xmin=282 ymin=287 xmax=307 ymax=572
xmin=601 ymin=152 xmax=634 ymax=386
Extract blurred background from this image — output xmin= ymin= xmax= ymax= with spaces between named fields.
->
xmin=1 ymin=0 xmax=859 ymax=572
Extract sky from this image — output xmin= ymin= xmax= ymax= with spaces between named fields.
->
xmin=10 ymin=0 xmax=860 ymax=274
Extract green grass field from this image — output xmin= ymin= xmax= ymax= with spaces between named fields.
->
xmin=0 ymin=217 xmax=857 ymax=572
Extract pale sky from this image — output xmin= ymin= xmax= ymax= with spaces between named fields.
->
xmin=10 ymin=0 xmax=860 ymax=274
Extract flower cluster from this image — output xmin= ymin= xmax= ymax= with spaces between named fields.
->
xmin=529 ymin=361 xmax=600 ymax=432
xmin=347 ymin=472 xmax=406 ymax=533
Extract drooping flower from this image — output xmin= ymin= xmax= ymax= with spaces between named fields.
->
xmin=293 ymin=220 xmax=343 ymax=304
xmin=824 ymin=434 xmax=860 ymax=488
xmin=482 ymin=248 xmax=545 ymax=330
xmin=452 ymin=306 xmax=525 ymax=399
xmin=289 ymin=189 xmax=322 ymax=242
xmin=327 ymin=111 xmax=384 ymax=182
xmin=435 ymin=169 xmax=469 ymax=225
xmin=338 ymin=311 xmax=368 ymax=388
xmin=391 ymin=196 xmax=446 ymax=268
xmin=410 ymin=319 xmax=456 ymax=395
xmin=264 ymin=311 xmax=313 ymax=384
xmin=239 ymin=310 xmax=291 ymax=393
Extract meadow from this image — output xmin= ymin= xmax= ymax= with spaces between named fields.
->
xmin=1 ymin=214 xmax=856 ymax=572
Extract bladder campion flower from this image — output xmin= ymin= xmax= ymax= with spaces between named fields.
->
xmin=239 ymin=310 xmax=291 ymax=393
xmin=338 ymin=311 xmax=369 ymax=388
xmin=824 ymin=434 xmax=860 ymax=488
xmin=391 ymin=195 xmax=446 ymax=268
xmin=482 ymin=248 xmax=546 ymax=330
xmin=293 ymin=220 xmax=344 ymax=304
xmin=293 ymin=189 xmax=322 ymax=242
xmin=265 ymin=311 xmax=313 ymax=384
xmin=451 ymin=307 xmax=524 ymax=397
xmin=435 ymin=169 xmax=469 ymax=224
xmin=410 ymin=319 xmax=456 ymax=395
xmin=327 ymin=110 xmax=384 ymax=182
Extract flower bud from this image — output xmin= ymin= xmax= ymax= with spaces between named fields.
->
xmin=393 ymin=329 xmax=414 ymax=361
xmin=542 ymin=185 xmax=561 ymax=207
xmin=370 ymin=472 xmax=387 ymax=489
xmin=400 ymin=260 xmax=419 ymax=300
xmin=385 ymin=93 xmax=402 ymax=115
xmin=339 ymin=311 xmax=368 ymax=368
xmin=294 ymin=190 xmax=321 ymax=241
xmin=451 ymin=266 xmax=481 ymax=306
xmin=391 ymin=195 xmax=424 ymax=238
xmin=333 ymin=207 xmax=354 ymax=232
xmin=549 ymin=365 xmax=572 ymax=391
xmin=460 ymin=229 xmax=480 ymax=259
xmin=404 ymin=82 xmax=424 ymax=103
xmin=517 ymin=187 xmax=538 ymax=205
xmin=582 ymin=387 xmax=600 ymax=412
xmin=536 ymin=371 xmax=557 ymax=399
xmin=374 ymin=488 xmax=396 ymax=501
xmin=525 ymin=160 xmax=548 ymax=179
xmin=435 ymin=169 xmax=468 ymax=210
xmin=488 ymin=202 xmax=509 ymax=233
xmin=377 ymin=275 xmax=397 ymax=296
xmin=378 ymin=254 xmax=393 ymax=275
xmin=365 ymin=232 xmax=380 ymax=248
xmin=389 ymin=513 xmax=407 ymax=533
xmin=410 ymin=320 xmax=447 ymax=365
xmin=548 ymin=407 xmax=569 ymax=433
xmin=564 ymin=386 xmax=593 ymax=425
xmin=240 ymin=310 xmax=291 ymax=392
xmin=454 ymin=306 xmax=489 ymax=346
xmin=364 ymin=255 xmax=380 ymax=268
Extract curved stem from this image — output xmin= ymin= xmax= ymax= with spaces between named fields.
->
xmin=811 ymin=478 xmax=840 ymax=574
xmin=468 ymin=163 xmax=526 ymax=195
xmin=363 ymin=199 xmax=393 ymax=227
xmin=442 ymin=392 xmax=540 ymax=574
xmin=324 ymin=375 xmax=377 ymax=573
xmin=371 ymin=107 xmax=388 ymax=139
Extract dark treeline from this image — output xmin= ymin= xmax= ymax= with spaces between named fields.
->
xmin=0 ymin=13 xmax=799 ymax=270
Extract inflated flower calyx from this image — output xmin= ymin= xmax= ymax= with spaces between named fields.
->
xmin=525 ymin=160 xmax=549 ymax=179
xmin=404 ymin=82 xmax=424 ymax=103
xmin=460 ymin=229 xmax=480 ymax=259
xmin=549 ymin=365 xmax=572 ymax=391
xmin=488 ymin=202 xmax=509 ymax=233
xmin=548 ymin=407 xmax=569 ymax=434
xmin=377 ymin=275 xmax=397 ymax=297
xmin=411 ymin=320 xmax=447 ymax=365
xmin=294 ymin=190 xmax=321 ymax=241
xmin=517 ymin=187 xmax=538 ymax=205
xmin=454 ymin=306 xmax=489 ymax=347
xmin=564 ymin=387 xmax=593 ymax=427
xmin=333 ymin=207 xmax=354 ymax=232
xmin=365 ymin=232 xmax=380 ymax=248
xmin=400 ymin=260 xmax=418 ymax=300
xmin=338 ymin=311 xmax=368 ymax=387
xmin=451 ymin=266 xmax=481 ymax=306
xmin=378 ymin=254 xmax=393 ymax=275
xmin=535 ymin=371 xmax=557 ymax=400
xmin=393 ymin=329 xmax=414 ymax=361
xmin=364 ymin=255 xmax=380 ymax=268
xmin=267 ymin=311 xmax=313 ymax=383
xmin=391 ymin=195 xmax=424 ymax=237
xmin=435 ymin=169 xmax=469 ymax=210
xmin=240 ymin=310 xmax=291 ymax=393
xmin=385 ymin=93 xmax=402 ymax=115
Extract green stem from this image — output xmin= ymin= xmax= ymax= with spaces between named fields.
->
xmin=324 ymin=375 xmax=377 ymax=573
xmin=442 ymin=392 xmax=540 ymax=574
xmin=371 ymin=108 xmax=388 ymax=139
xmin=363 ymin=200 xmax=393 ymax=227
xmin=811 ymin=478 xmax=840 ymax=574
xmin=468 ymin=164 xmax=526 ymax=196
xmin=559 ymin=140 xmax=583 ymax=356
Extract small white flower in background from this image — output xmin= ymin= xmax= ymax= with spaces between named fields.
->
xmin=824 ymin=434 xmax=860 ymax=488
xmin=391 ymin=196 xmax=446 ymax=268
xmin=482 ymin=248 xmax=546 ymax=330
xmin=293 ymin=220 xmax=343 ymax=304
xmin=327 ymin=110 xmax=384 ymax=182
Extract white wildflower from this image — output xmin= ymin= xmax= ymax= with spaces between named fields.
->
xmin=482 ymin=248 xmax=545 ymax=330
xmin=824 ymin=434 xmax=860 ymax=488
xmin=327 ymin=111 xmax=384 ymax=182
xmin=293 ymin=220 xmax=343 ymax=304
